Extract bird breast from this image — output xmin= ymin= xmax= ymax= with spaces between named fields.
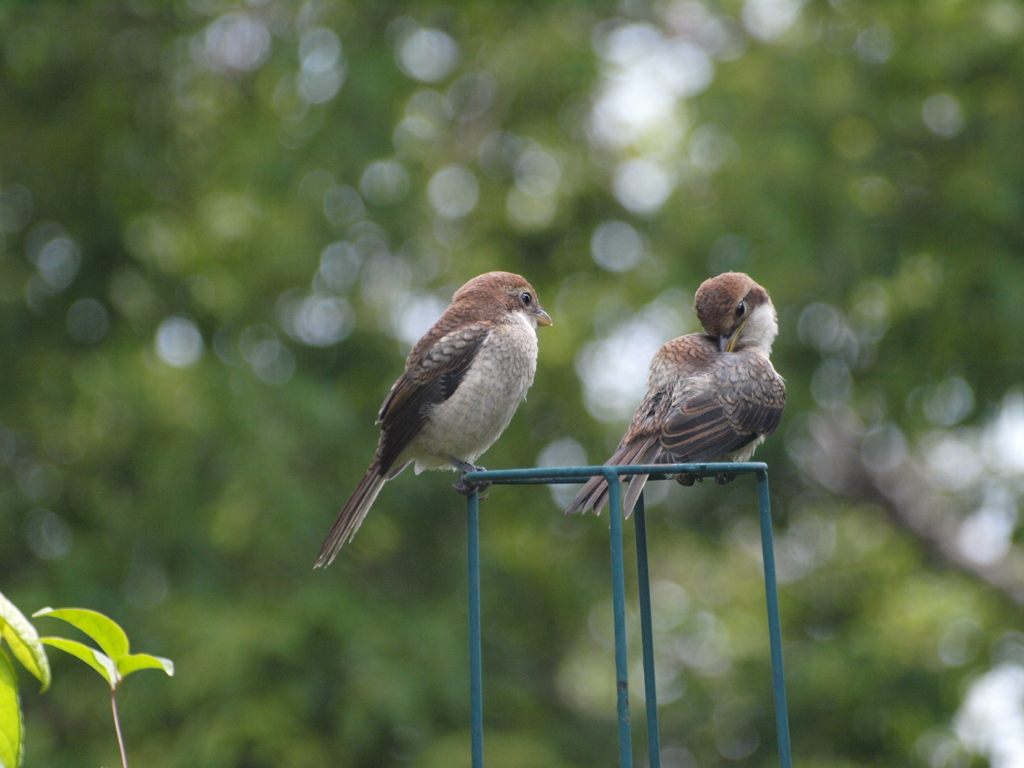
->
xmin=410 ymin=312 xmax=539 ymax=471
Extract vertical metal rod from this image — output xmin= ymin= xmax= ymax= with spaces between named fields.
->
xmin=606 ymin=474 xmax=633 ymax=768
xmin=468 ymin=491 xmax=484 ymax=768
xmin=756 ymin=470 xmax=792 ymax=768
xmin=633 ymin=493 xmax=661 ymax=768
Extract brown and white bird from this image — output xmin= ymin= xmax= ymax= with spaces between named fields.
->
xmin=316 ymin=271 xmax=552 ymax=567
xmin=566 ymin=272 xmax=785 ymax=517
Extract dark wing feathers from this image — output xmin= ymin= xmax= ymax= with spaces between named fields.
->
xmin=659 ymin=354 xmax=784 ymax=463
xmin=374 ymin=322 xmax=491 ymax=473
xmin=658 ymin=391 xmax=748 ymax=462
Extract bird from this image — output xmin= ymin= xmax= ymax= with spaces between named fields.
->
xmin=566 ymin=271 xmax=785 ymax=517
xmin=315 ymin=271 xmax=552 ymax=567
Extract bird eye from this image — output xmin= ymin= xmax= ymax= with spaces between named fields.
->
xmin=521 ymin=292 xmax=532 ymax=306
xmin=736 ymin=301 xmax=746 ymax=317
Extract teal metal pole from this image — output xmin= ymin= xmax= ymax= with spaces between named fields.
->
xmin=605 ymin=471 xmax=633 ymax=768
xmin=633 ymin=493 xmax=661 ymax=768
xmin=462 ymin=463 xmax=791 ymax=768
xmin=468 ymin=491 xmax=484 ymax=768
xmin=756 ymin=470 xmax=792 ymax=768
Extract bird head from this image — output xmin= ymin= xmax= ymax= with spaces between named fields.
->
xmin=452 ymin=271 xmax=552 ymax=329
xmin=694 ymin=272 xmax=778 ymax=354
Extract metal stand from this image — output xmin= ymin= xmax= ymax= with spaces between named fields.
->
xmin=463 ymin=462 xmax=791 ymax=768
xmin=634 ymin=493 xmax=662 ymax=768
xmin=467 ymin=491 xmax=484 ymax=768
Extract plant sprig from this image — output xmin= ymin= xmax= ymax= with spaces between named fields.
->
xmin=33 ymin=608 xmax=174 ymax=768
xmin=0 ymin=590 xmax=173 ymax=768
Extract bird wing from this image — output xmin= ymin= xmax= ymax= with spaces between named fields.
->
xmin=658 ymin=353 xmax=785 ymax=463
xmin=374 ymin=322 xmax=492 ymax=473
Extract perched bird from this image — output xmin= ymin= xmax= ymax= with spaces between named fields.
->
xmin=567 ymin=272 xmax=785 ymax=517
xmin=316 ymin=271 xmax=552 ymax=567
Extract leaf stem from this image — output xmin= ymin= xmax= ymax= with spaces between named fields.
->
xmin=111 ymin=688 xmax=128 ymax=768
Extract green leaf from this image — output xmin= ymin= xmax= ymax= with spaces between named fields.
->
xmin=34 ymin=608 xmax=174 ymax=691
xmin=0 ymin=592 xmax=50 ymax=693
xmin=32 ymin=608 xmax=129 ymax=664
xmin=40 ymin=638 xmax=117 ymax=689
xmin=117 ymin=652 xmax=174 ymax=679
xmin=0 ymin=647 xmax=23 ymax=768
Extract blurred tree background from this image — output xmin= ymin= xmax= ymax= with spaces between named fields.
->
xmin=2 ymin=0 xmax=1024 ymax=765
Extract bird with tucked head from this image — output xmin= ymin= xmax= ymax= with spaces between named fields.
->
xmin=567 ymin=271 xmax=785 ymax=517
xmin=316 ymin=271 xmax=552 ymax=567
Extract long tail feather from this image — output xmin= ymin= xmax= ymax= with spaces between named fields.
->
xmin=565 ymin=438 xmax=656 ymax=516
xmin=621 ymin=474 xmax=649 ymax=519
xmin=565 ymin=472 xmax=609 ymax=515
xmin=315 ymin=465 xmax=387 ymax=568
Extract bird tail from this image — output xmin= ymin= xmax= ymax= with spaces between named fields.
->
xmin=565 ymin=472 xmax=610 ymax=516
xmin=565 ymin=439 xmax=656 ymax=518
xmin=621 ymin=474 xmax=649 ymax=519
xmin=315 ymin=464 xmax=387 ymax=568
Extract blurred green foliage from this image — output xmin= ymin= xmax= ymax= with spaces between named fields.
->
xmin=1 ymin=0 xmax=1023 ymax=766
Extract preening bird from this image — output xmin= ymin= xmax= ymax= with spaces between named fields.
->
xmin=566 ymin=271 xmax=785 ymax=517
xmin=316 ymin=271 xmax=552 ymax=567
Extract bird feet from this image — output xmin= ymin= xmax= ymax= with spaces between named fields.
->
xmin=677 ymin=473 xmax=734 ymax=485
xmin=452 ymin=460 xmax=490 ymax=496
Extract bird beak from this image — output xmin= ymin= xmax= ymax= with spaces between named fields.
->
xmin=535 ymin=308 xmax=553 ymax=327
xmin=722 ymin=320 xmax=746 ymax=352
